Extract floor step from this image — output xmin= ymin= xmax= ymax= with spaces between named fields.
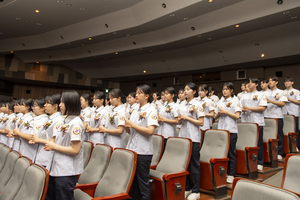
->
xmin=258 ymin=166 xmax=283 ymax=180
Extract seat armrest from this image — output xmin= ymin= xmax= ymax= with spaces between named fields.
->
xmin=75 ymin=182 xmax=99 ymax=190
xmin=245 ymin=146 xmax=260 ymax=151
xmin=150 ymin=165 xmax=157 ymax=170
xmin=92 ymin=193 xmax=130 ymax=200
xmin=288 ymin=132 xmax=297 ymax=136
xmin=162 ymin=171 xmax=189 ymax=181
xmin=269 ymin=139 xmax=279 ymax=142
xmin=210 ymin=158 xmax=229 ymax=164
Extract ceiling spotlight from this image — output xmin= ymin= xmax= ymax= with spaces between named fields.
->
xmin=255 ymin=43 xmax=260 ymax=46
xmin=209 ymin=0 xmax=213 ymax=2
xmin=162 ymin=3 xmax=166 ymax=8
xmin=105 ymin=24 xmax=109 ymax=28
xmin=88 ymin=37 xmax=92 ymax=40
xmin=235 ymin=24 xmax=240 ymax=28
xmin=36 ymin=23 xmax=41 ymax=26
xmin=10 ymin=51 xmax=13 ymax=53
xmin=36 ymin=62 xmax=39 ymax=64
xmin=143 ymin=70 xmax=147 ymax=73
xmin=115 ymin=52 xmax=118 ymax=55
xmin=261 ymin=54 xmax=265 ymax=57
xmin=35 ymin=10 xmax=39 ymax=13
xmin=79 ymin=8 xmax=85 ymax=11
xmin=277 ymin=0 xmax=283 ymax=5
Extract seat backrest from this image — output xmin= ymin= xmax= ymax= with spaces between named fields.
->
xmin=0 ymin=151 xmax=20 ymax=191
xmin=83 ymin=141 xmax=94 ymax=168
xmin=232 ymin=179 xmax=300 ymax=200
xmin=200 ymin=130 xmax=229 ymax=162
xmin=13 ymin=164 xmax=49 ymax=200
xmin=153 ymin=127 xmax=158 ymax=135
xmin=0 ymin=143 xmax=4 ymax=148
xmin=78 ymin=144 xmax=113 ymax=184
xmin=0 ymin=146 xmax=11 ymax=173
xmin=94 ymin=148 xmax=137 ymax=197
xmin=0 ymin=157 xmax=31 ymax=200
xmin=151 ymin=135 xmax=164 ymax=166
xmin=125 ymin=132 xmax=130 ymax=146
xmin=175 ymin=128 xmax=180 ymax=137
xmin=236 ymin=123 xmax=259 ymax=150
xmin=263 ymin=118 xmax=278 ymax=142
xmin=282 ymin=155 xmax=300 ymax=194
xmin=212 ymin=122 xmax=218 ymax=130
xmin=156 ymin=137 xmax=191 ymax=173
xmin=283 ymin=115 xmax=296 ymax=136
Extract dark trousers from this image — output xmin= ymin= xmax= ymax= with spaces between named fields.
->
xmin=45 ymin=175 xmax=78 ymax=200
xmin=228 ymin=133 xmax=237 ymax=176
xmin=132 ymin=154 xmax=152 ymax=200
xmin=258 ymin=126 xmax=264 ymax=165
xmin=162 ymin=138 xmax=168 ymax=154
xmin=185 ymin=142 xmax=200 ymax=193
xmin=296 ymin=117 xmax=299 ymax=148
xmin=277 ymin=118 xmax=284 ymax=156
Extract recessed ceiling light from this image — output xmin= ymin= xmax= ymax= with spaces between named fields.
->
xmin=35 ymin=10 xmax=39 ymax=13
xmin=57 ymin=0 xmax=63 ymax=3
xmin=36 ymin=23 xmax=41 ymax=26
xmin=79 ymin=8 xmax=85 ymax=11
xmin=66 ymin=4 xmax=71 ymax=6
xmin=261 ymin=54 xmax=265 ymax=57
xmin=10 ymin=51 xmax=13 ymax=53
xmin=170 ymin=14 xmax=175 ymax=17
xmin=88 ymin=38 xmax=92 ymax=40
xmin=235 ymin=24 xmax=240 ymax=28
xmin=209 ymin=0 xmax=213 ymax=2
xmin=16 ymin=18 xmax=21 ymax=20
xmin=36 ymin=62 xmax=39 ymax=64
xmin=115 ymin=52 xmax=118 ymax=55
xmin=143 ymin=70 xmax=146 ymax=73
xmin=112 ymin=32 xmax=117 ymax=35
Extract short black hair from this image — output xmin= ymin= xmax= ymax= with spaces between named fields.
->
xmin=241 ymin=82 xmax=247 ymax=86
xmin=223 ymin=82 xmax=235 ymax=97
xmin=94 ymin=91 xmax=106 ymax=105
xmin=19 ymin=98 xmax=33 ymax=112
xmin=248 ymin=77 xmax=259 ymax=85
xmin=260 ymin=78 xmax=269 ymax=84
xmin=199 ymin=84 xmax=209 ymax=97
xmin=45 ymin=94 xmax=61 ymax=111
xmin=136 ymin=84 xmax=152 ymax=103
xmin=128 ymin=92 xmax=136 ymax=98
xmin=61 ymin=90 xmax=81 ymax=116
xmin=81 ymin=93 xmax=92 ymax=107
xmin=269 ymin=76 xmax=279 ymax=82
xmin=34 ymin=98 xmax=46 ymax=108
xmin=284 ymin=77 xmax=294 ymax=82
xmin=164 ymin=87 xmax=176 ymax=95
xmin=109 ymin=88 xmax=123 ymax=99
xmin=7 ymin=101 xmax=14 ymax=111
xmin=184 ymin=82 xmax=197 ymax=97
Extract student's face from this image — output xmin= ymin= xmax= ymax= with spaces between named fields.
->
xmin=32 ymin=102 xmax=44 ymax=116
xmin=153 ymin=93 xmax=157 ymax=101
xmin=92 ymin=96 xmax=103 ymax=107
xmin=198 ymin=88 xmax=207 ymax=98
xmin=268 ymin=79 xmax=277 ymax=89
xmin=19 ymin=103 xmax=28 ymax=114
xmin=14 ymin=104 xmax=19 ymax=113
xmin=161 ymin=93 xmax=165 ymax=101
xmin=59 ymin=100 xmax=66 ymax=115
xmin=245 ymin=84 xmax=250 ymax=93
xmin=127 ymin=95 xmax=136 ymax=105
xmin=241 ymin=84 xmax=246 ymax=91
xmin=4 ymin=104 xmax=8 ymax=113
xmin=80 ymin=97 xmax=87 ymax=108
xmin=109 ymin=95 xmax=119 ymax=107
xmin=178 ymin=91 xmax=185 ymax=101
xmin=247 ymin=81 xmax=257 ymax=91
xmin=222 ymin=86 xmax=232 ymax=98
xmin=164 ymin=91 xmax=173 ymax=102
xmin=135 ymin=89 xmax=148 ymax=104
xmin=44 ymin=102 xmax=57 ymax=115
xmin=184 ymin=86 xmax=195 ymax=99
xmin=260 ymin=81 xmax=268 ymax=90
xmin=284 ymin=81 xmax=293 ymax=88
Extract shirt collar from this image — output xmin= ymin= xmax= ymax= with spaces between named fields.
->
xmin=186 ymin=98 xmax=196 ymax=106
xmin=21 ymin=112 xmax=31 ymax=120
xmin=95 ymin=106 xmax=104 ymax=113
xmin=65 ymin=115 xmax=76 ymax=123
xmin=34 ymin=114 xmax=48 ymax=121
xmin=49 ymin=112 xmax=61 ymax=120
xmin=167 ymin=102 xmax=175 ymax=107
xmin=224 ymin=97 xmax=233 ymax=102
xmin=112 ymin=105 xmax=122 ymax=112
xmin=82 ymin=107 xmax=90 ymax=112
xmin=199 ymin=96 xmax=208 ymax=101
xmin=138 ymin=103 xmax=150 ymax=111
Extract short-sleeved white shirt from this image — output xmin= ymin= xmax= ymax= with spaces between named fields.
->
xmin=178 ymin=98 xmax=205 ymax=143
xmin=198 ymin=97 xmax=215 ymax=131
xmin=19 ymin=114 xmax=48 ymax=161
xmin=126 ymin=103 xmax=158 ymax=155
xmin=126 ymin=103 xmax=139 ymax=118
xmin=210 ymin=95 xmax=219 ymax=103
xmin=264 ymin=88 xmax=288 ymax=119
xmin=80 ymin=107 xmax=92 ymax=123
xmin=217 ymin=97 xmax=242 ymax=133
xmin=151 ymin=100 xmax=163 ymax=113
xmin=283 ymin=88 xmax=300 ymax=117
xmin=35 ymin=112 xmax=64 ymax=167
xmin=240 ymin=90 xmax=268 ymax=126
xmin=88 ymin=106 xmax=108 ymax=145
xmin=0 ymin=113 xmax=16 ymax=146
xmin=49 ymin=115 xmax=84 ymax=176
xmin=104 ymin=105 xmax=126 ymax=149
xmin=157 ymin=102 xmax=180 ymax=138
xmin=237 ymin=92 xmax=247 ymax=100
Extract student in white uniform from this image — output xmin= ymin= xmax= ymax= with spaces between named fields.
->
xmin=0 ymin=101 xmax=15 ymax=146
xmin=240 ymin=78 xmax=267 ymax=170
xmin=11 ymin=99 xmax=34 ymax=152
xmin=152 ymin=92 xmax=162 ymax=113
xmin=104 ymin=97 xmax=114 ymax=112
xmin=126 ymin=92 xmax=139 ymax=118
xmin=44 ymin=90 xmax=84 ymax=200
xmin=177 ymin=89 xmax=187 ymax=106
xmin=208 ymin=87 xmax=219 ymax=103
xmin=179 ymin=82 xmax=204 ymax=200
xmin=13 ymin=98 xmax=48 ymax=161
xmin=0 ymin=102 xmax=5 ymax=120
xmin=264 ymin=76 xmax=288 ymax=159
xmin=198 ymin=84 xmax=215 ymax=132
xmin=86 ymin=91 xmax=108 ymax=146
xmin=157 ymin=87 xmax=179 ymax=148
xmin=215 ymin=82 xmax=242 ymax=184
xmin=30 ymin=94 xmax=64 ymax=168
xmin=0 ymin=102 xmax=9 ymax=144
xmin=283 ymin=77 xmax=300 ymax=149
xmin=80 ymin=94 xmax=92 ymax=140
xmin=100 ymin=89 xmax=126 ymax=149
xmin=237 ymin=82 xmax=248 ymax=100
xmin=125 ymin=84 xmax=158 ymax=200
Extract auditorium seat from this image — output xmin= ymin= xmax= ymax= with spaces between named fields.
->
xmin=0 ymin=156 xmax=32 ymax=200
xmin=13 ymin=164 xmax=49 ymax=200
xmin=231 ymin=178 xmax=300 ymax=200
xmin=200 ymin=129 xmax=230 ymax=198
xmin=175 ymin=128 xmax=180 ymax=137
xmin=0 ymin=145 xmax=11 ymax=173
xmin=283 ymin=115 xmax=298 ymax=154
xmin=83 ymin=141 xmax=94 ymax=169
xmin=75 ymin=144 xmax=113 ymax=197
xmin=236 ymin=123 xmax=259 ymax=179
xmin=149 ymin=137 xmax=192 ymax=200
xmin=125 ymin=132 xmax=130 ymax=146
xmin=263 ymin=118 xmax=279 ymax=168
xmin=212 ymin=122 xmax=218 ymax=130
xmin=74 ymin=148 xmax=137 ymax=200
xmin=153 ymin=127 xmax=159 ymax=135
xmin=0 ymin=150 xmax=20 ymax=191
xmin=150 ymin=135 xmax=164 ymax=169
xmin=281 ymin=154 xmax=300 ymax=194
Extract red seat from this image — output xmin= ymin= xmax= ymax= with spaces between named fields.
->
xmin=263 ymin=118 xmax=279 ymax=168
xmin=283 ymin=115 xmax=298 ymax=154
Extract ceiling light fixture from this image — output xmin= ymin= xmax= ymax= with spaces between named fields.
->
xmin=115 ymin=52 xmax=118 ymax=55
xmin=162 ymin=3 xmax=166 ymax=8
xmin=235 ymin=24 xmax=240 ymax=27
xmin=88 ymin=38 xmax=92 ymax=40
xmin=35 ymin=10 xmax=39 ymax=13
xmin=79 ymin=8 xmax=85 ymax=11
xmin=197 ymin=35 xmax=202 ymax=37
xmin=36 ymin=62 xmax=39 ymax=64
xmin=36 ymin=23 xmax=41 ymax=26
xmin=209 ymin=0 xmax=213 ymax=2
xmin=183 ymin=17 xmax=188 ymax=20
xmin=10 ymin=51 xmax=13 ymax=53
xmin=170 ymin=14 xmax=175 ymax=17
xmin=143 ymin=70 xmax=147 ymax=73
xmin=261 ymin=54 xmax=265 ymax=57
xmin=191 ymin=27 xmax=195 ymax=31
xmin=16 ymin=18 xmax=21 ymax=20
xmin=66 ymin=4 xmax=72 ymax=6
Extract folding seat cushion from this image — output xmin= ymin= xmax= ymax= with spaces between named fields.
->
xmin=236 ymin=123 xmax=259 ymax=179
xmin=149 ymin=137 xmax=192 ymax=200
xmin=0 ymin=151 xmax=21 ymax=191
xmin=263 ymin=118 xmax=279 ymax=167
xmin=0 ymin=146 xmax=10 ymax=173
xmin=200 ymin=129 xmax=229 ymax=198
xmin=232 ymin=178 xmax=300 ymax=200
xmin=282 ymin=154 xmax=300 ymax=194
xmin=283 ymin=115 xmax=297 ymax=154
xmin=83 ymin=141 xmax=94 ymax=168
xmin=0 ymin=157 xmax=31 ymax=200
xmin=150 ymin=134 xmax=164 ymax=169
xmin=13 ymin=164 xmax=49 ymax=200
xmin=76 ymin=144 xmax=113 ymax=196
xmin=74 ymin=148 xmax=137 ymax=200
